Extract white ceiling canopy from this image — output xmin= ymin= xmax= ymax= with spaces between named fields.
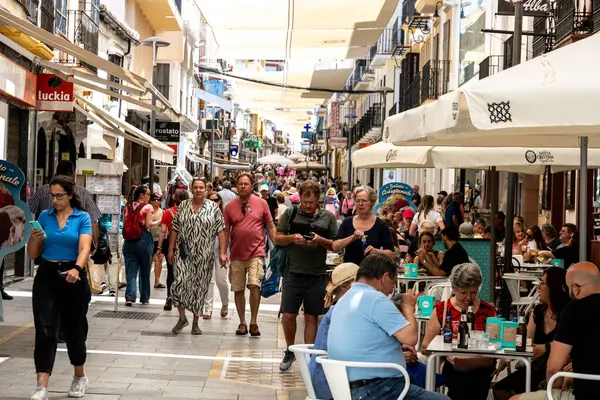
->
xmin=196 ymin=0 xmax=398 ymax=60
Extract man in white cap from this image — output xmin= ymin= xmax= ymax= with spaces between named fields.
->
xmin=307 ymin=262 xmax=359 ymax=399
xmin=259 ymin=184 xmax=278 ymax=221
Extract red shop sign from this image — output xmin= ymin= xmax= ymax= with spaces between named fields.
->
xmin=36 ymin=74 xmax=74 ymax=112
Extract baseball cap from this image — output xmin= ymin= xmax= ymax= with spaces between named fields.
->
xmin=273 ymin=190 xmax=282 ymax=196
xmin=437 ymin=190 xmax=448 ymax=196
xmin=289 ymin=193 xmax=300 ymax=203
xmin=324 ymin=263 xmax=359 ymax=308
xmin=402 ymin=209 xmax=415 ymax=219
xmin=259 ymin=184 xmax=269 ymax=193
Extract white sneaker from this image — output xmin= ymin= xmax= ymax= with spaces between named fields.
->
xmin=30 ymin=387 xmax=48 ymax=400
xmin=67 ymin=375 xmax=89 ymax=398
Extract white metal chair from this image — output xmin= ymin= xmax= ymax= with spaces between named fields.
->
xmin=315 ymin=356 xmax=410 ymax=400
xmin=289 ymin=344 xmax=328 ymax=400
xmin=427 ymin=281 xmax=452 ymax=303
xmin=547 ymin=372 xmax=600 ymax=399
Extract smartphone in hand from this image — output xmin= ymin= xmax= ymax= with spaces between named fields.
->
xmin=29 ymin=220 xmax=47 ymax=239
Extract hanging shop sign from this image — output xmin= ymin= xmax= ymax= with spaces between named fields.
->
xmin=214 ymin=140 xmax=229 ymax=152
xmin=155 ymin=121 xmax=181 ymax=142
xmin=0 ymin=54 xmax=36 ymax=107
xmin=0 ymin=160 xmax=33 ymax=264
xmin=497 ymin=0 xmax=550 ymax=16
xmin=36 ymin=74 xmax=74 ymax=112
xmin=229 ymin=144 xmax=239 ymax=157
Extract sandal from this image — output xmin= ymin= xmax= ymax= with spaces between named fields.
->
xmin=249 ymin=324 xmax=261 ymax=337
xmin=220 ymin=305 xmax=228 ymax=318
xmin=154 ymin=283 xmax=166 ymax=289
xmin=202 ymin=312 xmax=212 ymax=320
xmin=236 ymin=323 xmax=248 ymax=335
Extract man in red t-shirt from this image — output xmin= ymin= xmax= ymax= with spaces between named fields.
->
xmin=223 ymin=173 xmax=276 ymax=337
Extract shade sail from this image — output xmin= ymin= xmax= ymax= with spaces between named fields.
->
xmin=257 ymin=154 xmax=294 ymax=165
xmin=353 ymin=142 xmax=600 ymax=174
xmin=76 ymin=95 xmax=174 ymax=164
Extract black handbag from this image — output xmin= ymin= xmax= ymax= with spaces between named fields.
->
xmin=179 ymin=239 xmax=190 ymax=260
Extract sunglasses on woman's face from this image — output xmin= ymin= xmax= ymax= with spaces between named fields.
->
xmin=209 ymin=198 xmax=219 ymax=202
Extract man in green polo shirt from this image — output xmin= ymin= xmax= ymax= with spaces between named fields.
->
xmin=274 ymin=180 xmax=338 ymax=372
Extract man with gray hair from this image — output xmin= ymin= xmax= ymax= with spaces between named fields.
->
xmin=541 ymin=223 xmax=560 ymax=251
xmin=218 ymin=181 xmax=237 ymax=208
xmin=517 ymin=262 xmax=600 ymax=400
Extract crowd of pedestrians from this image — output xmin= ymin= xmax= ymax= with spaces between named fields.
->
xmin=18 ymin=162 xmax=598 ymax=400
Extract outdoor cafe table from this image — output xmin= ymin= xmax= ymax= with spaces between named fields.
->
xmin=396 ymin=274 xmax=449 ymax=294
xmin=425 ymin=335 xmax=533 ymax=392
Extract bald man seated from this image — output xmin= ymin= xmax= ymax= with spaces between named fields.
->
xmin=512 ymin=262 xmax=600 ymax=400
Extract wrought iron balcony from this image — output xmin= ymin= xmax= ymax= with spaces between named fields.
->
xmin=421 ymin=60 xmax=449 ymax=102
xmin=389 ymin=102 xmax=399 ymax=117
xmin=554 ymin=0 xmax=593 ymax=45
xmin=532 ymin=16 xmax=553 ymax=58
xmin=402 ymin=0 xmax=417 ymax=27
xmin=350 ymin=104 xmax=382 ymax=145
xmin=369 ymin=21 xmax=402 ymax=61
xmin=56 ymin=10 xmax=99 ymax=72
xmin=479 ymin=56 xmax=504 ymax=80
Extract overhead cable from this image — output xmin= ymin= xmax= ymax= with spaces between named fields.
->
xmin=197 ymin=66 xmax=388 ymax=94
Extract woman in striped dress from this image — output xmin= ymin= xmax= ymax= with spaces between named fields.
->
xmin=167 ymin=178 xmax=228 ymax=335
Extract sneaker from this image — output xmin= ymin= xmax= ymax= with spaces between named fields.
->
xmin=163 ymin=297 xmax=173 ymax=311
xmin=191 ymin=323 xmax=202 ymax=335
xmin=67 ymin=375 xmax=88 ymax=398
xmin=30 ymin=388 xmax=48 ymax=400
xmin=171 ymin=318 xmax=189 ymax=334
xmin=109 ymin=290 xmax=116 ymax=297
xmin=279 ymin=350 xmax=296 ymax=372
xmin=1 ymin=290 xmax=13 ymax=300
xmin=125 ymin=299 xmax=133 ymax=307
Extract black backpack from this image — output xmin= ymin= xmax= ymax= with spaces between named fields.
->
xmin=92 ymin=225 xmax=113 ymax=265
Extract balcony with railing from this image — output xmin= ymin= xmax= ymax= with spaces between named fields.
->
xmin=343 ymin=59 xmax=375 ymax=92
xmin=369 ymin=21 xmax=402 ymax=67
xmin=532 ymin=16 xmax=553 ymax=58
xmin=479 ymin=55 xmax=504 ymax=79
xmin=555 ymin=0 xmax=593 ymax=45
xmin=594 ymin=0 xmax=600 ymax=31
xmin=350 ymin=103 xmax=382 ymax=146
xmin=56 ymin=10 xmax=99 ymax=72
xmin=421 ymin=60 xmax=450 ymax=102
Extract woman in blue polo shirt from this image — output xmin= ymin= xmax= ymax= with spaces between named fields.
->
xmin=27 ymin=176 xmax=92 ymax=400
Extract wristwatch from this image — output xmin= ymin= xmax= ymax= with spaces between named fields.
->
xmin=74 ymin=264 xmax=85 ymax=274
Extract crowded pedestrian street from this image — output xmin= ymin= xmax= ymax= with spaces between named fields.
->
xmin=0 ymin=276 xmax=308 ymax=400
xmin=2 ymin=0 xmax=600 ymax=399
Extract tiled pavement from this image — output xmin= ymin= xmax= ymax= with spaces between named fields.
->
xmin=0 ymin=275 xmax=310 ymax=400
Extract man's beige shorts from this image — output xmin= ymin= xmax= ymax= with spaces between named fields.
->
xmin=229 ymin=258 xmax=264 ymax=292
xmin=519 ymin=389 xmax=574 ymax=400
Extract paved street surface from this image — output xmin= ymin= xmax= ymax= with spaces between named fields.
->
xmin=0 ymin=274 xmax=309 ymax=400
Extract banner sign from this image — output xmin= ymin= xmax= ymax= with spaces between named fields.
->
xmin=374 ymin=181 xmax=416 ymax=215
xmin=497 ymin=0 xmax=550 ymax=16
xmin=214 ymin=140 xmax=229 ymax=152
xmin=0 ymin=54 xmax=36 ymax=107
xmin=0 ymin=160 xmax=32 ymax=264
xmin=155 ymin=122 xmax=181 ymax=142
xmin=36 ymin=74 xmax=74 ymax=112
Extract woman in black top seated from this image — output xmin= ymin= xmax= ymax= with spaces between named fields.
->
xmin=332 ymin=186 xmax=394 ymax=266
xmin=492 ymin=267 xmax=571 ymax=400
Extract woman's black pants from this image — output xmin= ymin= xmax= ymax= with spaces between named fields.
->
xmin=32 ymin=260 xmax=91 ymax=374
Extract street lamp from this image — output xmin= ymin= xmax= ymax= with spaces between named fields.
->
xmin=142 ymin=36 xmax=170 ymax=175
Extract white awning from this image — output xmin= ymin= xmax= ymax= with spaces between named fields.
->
xmin=0 ymin=8 xmax=179 ymax=116
xmin=76 ymin=95 xmax=174 ymax=164
xmin=186 ymin=152 xmax=251 ymax=170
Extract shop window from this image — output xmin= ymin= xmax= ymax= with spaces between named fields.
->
xmin=90 ymin=0 xmax=100 ymax=25
xmin=155 ymin=63 xmax=170 ymax=100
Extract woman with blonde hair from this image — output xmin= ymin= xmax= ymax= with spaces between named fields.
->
xmin=324 ymin=187 xmax=340 ymax=218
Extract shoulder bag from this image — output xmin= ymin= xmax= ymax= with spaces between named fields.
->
xmin=267 ymin=206 xmax=298 ymax=275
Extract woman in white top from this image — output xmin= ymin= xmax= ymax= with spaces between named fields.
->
xmin=409 ymin=195 xmax=445 ymax=237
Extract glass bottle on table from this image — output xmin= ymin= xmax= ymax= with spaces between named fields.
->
xmin=443 ymin=313 xmax=453 ymax=344
xmin=516 ymin=311 xmax=527 ymax=352
xmin=458 ymin=309 xmax=469 ymax=349
xmin=467 ymin=302 xmax=475 ymax=331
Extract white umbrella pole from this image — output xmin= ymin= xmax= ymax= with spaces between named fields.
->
xmin=580 ymin=136 xmax=588 ymax=261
